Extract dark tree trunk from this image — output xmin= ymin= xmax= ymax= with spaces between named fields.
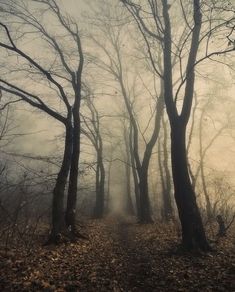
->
xmin=158 ymin=136 xmax=173 ymax=221
xmin=132 ymin=164 xmax=140 ymax=217
xmin=162 ymin=117 xmax=174 ymax=220
xmin=129 ymin=124 xmax=140 ymax=217
xmin=124 ymin=158 xmax=134 ymax=216
xmin=94 ymin=160 xmax=100 ymax=215
xmin=158 ymin=116 xmax=173 ymax=221
xmin=65 ymin=107 xmax=80 ymax=233
xmin=99 ymin=161 xmax=105 ymax=214
xmin=82 ymin=94 xmax=105 ymax=218
xmin=50 ymin=121 xmax=73 ymax=242
xmin=216 ymin=215 xmax=226 ymax=237
xmin=201 ymin=162 xmax=213 ymax=220
xmin=160 ymin=0 xmax=210 ymax=251
xmin=124 ymin=124 xmax=134 ymax=215
xmin=93 ymin=120 xmax=105 ymax=218
xmin=171 ymin=120 xmax=210 ymax=251
xmin=187 ymin=96 xmax=198 ymax=189
xmin=105 ymin=157 xmax=112 ymax=214
xmin=137 ymin=96 xmax=164 ymax=223
xmin=65 ymin=38 xmax=83 ymax=234
xmin=199 ymin=109 xmax=213 ymax=220
xmin=94 ymin=154 xmax=105 ymax=218
xmin=138 ymin=168 xmax=153 ymax=223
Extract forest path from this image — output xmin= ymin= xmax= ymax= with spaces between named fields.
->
xmin=94 ymin=215 xmax=160 ymax=291
xmin=1 ymin=216 xmax=235 ymax=291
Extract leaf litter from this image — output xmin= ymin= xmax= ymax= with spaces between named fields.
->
xmin=0 ymin=216 xmax=235 ymax=291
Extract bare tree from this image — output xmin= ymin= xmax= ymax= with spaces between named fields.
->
xmin=81 ymin=92 xmax=106 ymax=218
xmin=0 ymin=0 xmax=84 ymax=242
xmin=122 ymin=119 xmax=135 ymax=215
xmin=88 ymin=0 xmax=164 ymax=222
xmin=158 ymin=114 xmax=174 ymax=221
xmin=195 ymin=99 xmax=230 ymax=220
xmin=121 ymin=0 xmax=235 ymax=250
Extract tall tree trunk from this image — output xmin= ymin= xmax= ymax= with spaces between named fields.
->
xmin=125 ymin=162 xmax=134 ymax=216
xmin=129 ymin=123 xmax=140 ymax=217
xmin=93 ymin=118 xmax=105 ymax=218
xmin=201 ymin=162 xmax=213 ymax=220
xmin=94 ymin=154 xmax=105 ymax=218
xmin=162 ymin=116 xmax=173 ymax=220
xmin=65 ymin=35 xmax=83 ymax=233
xmin=158 ymin=129 xmax=173 ymax=221
xmin=137 ymin=96 xmax=164 ymax=223
xmin=106 ymin=156 xmax=112 ymax=213
xmin=171 ymin=120 xmax=210 ymax=251
xmin=138 ymin=167 xmax=152 ymax=223
xmin=50 ymin=120 xmax=73 ymax=241
xmin=124 ymin=124 xmax=134 ymax=215
xmin=132 ymin=162 xmax=140 ymax=217
xmin=187 ymin=95 xmax=198 ymax=189
xmin=94 ymin=159 xmax=100 ymax=215
xmin=199 ymin=109 xmax=213 ymax=220
xmin=65 ymin=107 xmax=80 ymax=233
xmin=161 ymin=0 xmax=210 ymax=251
xmin=99 ymin=160 xmax=105 ymax=215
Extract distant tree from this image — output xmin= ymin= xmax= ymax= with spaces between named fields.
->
xmin=187 ymin=91 xmax=231 ymax=221
xmin=81 ymin=92 xmax=106 ymax=219
xmin=158 ymin=115 xmax=174 ymax=221
xmin=88 ymin=0 xmax=164 ymax=222
xmin=197 ymin=101 xmax=228 ymax=220
xmin=123 ymin=120 xmax=135 ymax=216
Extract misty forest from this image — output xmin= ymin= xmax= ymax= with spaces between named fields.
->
xmin=0 ymin=0 xmax=235 ymax=291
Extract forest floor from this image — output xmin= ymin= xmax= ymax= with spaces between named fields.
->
xmin=0 ymin=216 xmax=235 ymax=291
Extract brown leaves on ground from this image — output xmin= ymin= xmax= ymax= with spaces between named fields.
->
xmin=0 ymin=217 xmax=235 ymax=291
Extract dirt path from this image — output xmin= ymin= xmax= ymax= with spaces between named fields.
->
xmin=0 ymin=216 xmax=235 ymax=291
xmin=76 ymin=216 xmax=155 ymax=291
xmin=106 ymin=217 xmax=159 ymax=291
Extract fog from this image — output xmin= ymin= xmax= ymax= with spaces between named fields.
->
xmin=1 ymin=0 xmax=235 ymax=290
xmin=0 ymin=0 xmax=235 ymax=246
